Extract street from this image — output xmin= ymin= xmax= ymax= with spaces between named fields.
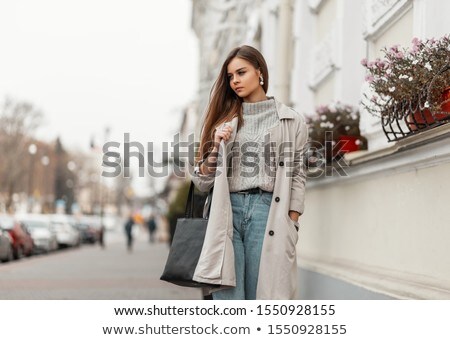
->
xmin=0 ymin=228 xmax=202 ymax=300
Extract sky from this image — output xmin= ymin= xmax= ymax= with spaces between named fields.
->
xmin=0 ymin=0 xmax=199 ymax=196
xmin=0 ymin=0 xmax=198 ymax=150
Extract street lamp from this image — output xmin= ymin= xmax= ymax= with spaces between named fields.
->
xmin=41 ymin=155 xmax=50 ymax=213
xmin=100 ymin=127 xmax=110 ymax=233
xmin=66 ymin=161 xmax=77 ymax=214
xmin=28 ymin=143 xmax=37 ymax=212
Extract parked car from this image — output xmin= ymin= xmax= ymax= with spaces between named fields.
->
xmin=0 ymin=215 xmax=34 ymax=259
xmin=16 ymin=214 xmax=58 ymax=254
xmin=48 ymin=214 xmax=81 ymax=248
xmin=72 ymin=221 xmax=99 ymax=244
xmin=0 ymin=228 xmax=14 ymax=262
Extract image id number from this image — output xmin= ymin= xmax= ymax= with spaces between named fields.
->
xmin=268 ymin=324 xmax=347 ymax=335
xmin=257 ymin=304 xmax=336 ymax=316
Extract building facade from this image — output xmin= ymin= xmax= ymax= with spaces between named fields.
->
xmin=190 ymin=0 xmax=450 ymax=299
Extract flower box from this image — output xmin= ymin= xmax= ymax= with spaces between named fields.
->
xmin=361 ymin=35 xmax=450 ymax=141
xmin=306 ymin=102 xmax=367 ymax=166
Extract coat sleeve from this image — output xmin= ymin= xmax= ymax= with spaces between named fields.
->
xmin=289 ymin=113 xmax=308 ymax=215
xmin=188 ymin=125 xmax=217 ymax=193
xmin=189 ymin=139 xmax=224 ymax=193
xmin=190 ymin=161 xmax=215 ymax=193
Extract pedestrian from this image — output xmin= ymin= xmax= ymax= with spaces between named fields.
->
xmin=147 ymin=215 xmax=157 ymax=243
xmin=190 ymin=45 xmax=308 ymax=300
xmin=98 ymin=224 xmax=105 ymax=249
xmin=124 ymin=216 xmax=134 ymax=252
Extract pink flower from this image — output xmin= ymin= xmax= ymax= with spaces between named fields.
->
xmin=411 ymin=37 xmax=421 ymax=46
xmin=389 ymin=44 xmax=400 ymax=53
xmin=376 ymin=60 xmax=386 ymax=68
xmin=365 ymin=75 xmax=374 ymax=83
xmin=360 ymin=58 xmax=368 ymax=66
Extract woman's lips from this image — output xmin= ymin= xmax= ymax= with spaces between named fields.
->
xmin=236 ymin=87 xmax=244 ymax=92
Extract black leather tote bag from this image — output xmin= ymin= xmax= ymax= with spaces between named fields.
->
xmin=160 ymin=182 xmax=219 ymax=289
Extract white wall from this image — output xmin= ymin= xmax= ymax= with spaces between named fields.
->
xmin=300 ymin=148 xmax=450 ymax=298
xmin=260 ymin=0 xmax=280 ymax=98
xmin=291 ymin=0 xmax=315 ymax=114
xmin=292 ymin=0 xmax=366 ymax=112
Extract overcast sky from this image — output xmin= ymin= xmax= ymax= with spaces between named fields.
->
xmin=0 ymin=0 xmax=198 ymax=151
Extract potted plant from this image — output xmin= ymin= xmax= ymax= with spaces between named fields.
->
xmin=361 ymin=35 xmax=450 ymax=135
xmin=306 ymin=102 xmax=368 ymax=164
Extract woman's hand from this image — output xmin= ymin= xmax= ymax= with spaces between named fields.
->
xmin=289 ymin=210 xmax=300 ymax=223
xmin=200 ymin=123 xmax=232 ymax=175
xmin=214 ymin=123 xmax=232 ymax=144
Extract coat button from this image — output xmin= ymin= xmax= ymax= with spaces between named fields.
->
xmin=279 ymin=161 xmax=284 ymax=166
xmin=269 ymin=230 xmax=274 ymax=236
xmin=275 ymin=197 xmax=280 ymax=202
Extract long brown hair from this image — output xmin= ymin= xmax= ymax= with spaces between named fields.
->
xmin=197 ymin=45 xmax=269 ymax=162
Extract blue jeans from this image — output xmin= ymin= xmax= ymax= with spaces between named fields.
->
xmin=212 ymin=191 xmax=273 ymax=300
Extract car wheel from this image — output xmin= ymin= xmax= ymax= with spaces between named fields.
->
xmin=14 ymin=246 xmax=24 ymax=260
xmin=7 ymin=246 xmax=14 ymax=262
xmin=1 ymin=246 xmax=13 ymax=263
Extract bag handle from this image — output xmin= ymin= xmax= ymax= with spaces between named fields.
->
xmin=184 ymin=182 xmax=212 ymax=219
xmin=184 ymin=181 xmax=196 ymax=218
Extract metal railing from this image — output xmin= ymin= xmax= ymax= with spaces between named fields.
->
xmin=381 ymin=66 xmax=450 ymax=142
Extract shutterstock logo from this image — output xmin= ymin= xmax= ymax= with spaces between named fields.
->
xmin=101 ymin=132 xmax=350 ymax=179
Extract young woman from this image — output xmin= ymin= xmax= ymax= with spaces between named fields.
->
xmin=190 ymin=45 xmax=308 ymax=300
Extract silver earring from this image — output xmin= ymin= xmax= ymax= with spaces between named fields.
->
xmin=259 ymin=76 xmax=264 ymax=86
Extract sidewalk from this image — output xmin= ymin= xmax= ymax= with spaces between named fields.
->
xmin=0 ymin=228 xmax=203 ymax=300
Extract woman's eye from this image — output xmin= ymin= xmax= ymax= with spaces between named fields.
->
xmin=228 ymin=71 xmax=245 ymax=80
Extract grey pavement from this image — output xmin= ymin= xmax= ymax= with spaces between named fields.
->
xmin=0 ymin=227 xmax=203 ymax=299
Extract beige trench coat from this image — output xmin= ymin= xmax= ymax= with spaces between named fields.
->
xmin=190 ymin=98 xmax=308 ymax=299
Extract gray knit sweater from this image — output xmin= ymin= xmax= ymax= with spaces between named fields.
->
xmin=228 ymin=97 xmax=279 ymax=192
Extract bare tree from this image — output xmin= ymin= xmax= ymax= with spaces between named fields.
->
xmin=0 ymin=96 xmax=43 ymax=211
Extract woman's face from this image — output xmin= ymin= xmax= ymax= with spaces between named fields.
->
xmin=227 ymin=57 xmax=261 ymax=100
